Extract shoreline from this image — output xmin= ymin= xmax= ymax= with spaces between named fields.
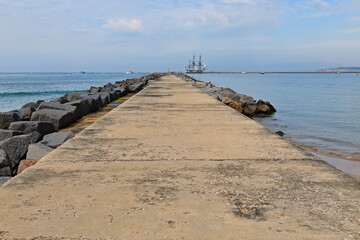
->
xmin=184 ymin=73 xmax=360 ymax=180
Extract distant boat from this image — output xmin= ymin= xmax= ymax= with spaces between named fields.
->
xmin=125 ymin=71 xmax=134 ymax=74
xmin=354 ymin=73 xmax=359 ymax=76
xmin=241 ymin=72 xmax=247 ymax=74
xmin=186 ymin=53 xmax=207 ymax=73
xmin=260 ymin=72 xmax=265 ymax=74
xmin=80 ymin=71 xmax=86 ymax=74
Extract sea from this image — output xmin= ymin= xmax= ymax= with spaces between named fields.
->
xmin=190 ymin=73 xmax=360 ymax=178
xmin=0 ymin=72 xmax=359 ymax=177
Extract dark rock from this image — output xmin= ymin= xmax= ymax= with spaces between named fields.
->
xmin=128 ymin=83 xmax=144 ymax=93
xmin=101 ymin=87 xmax=114 ymax=93
xmin=40 ymin=131 xmax=74 ymax=148
xmin=239 ymin=95 xmax=255 ymax=104
xmin=0 ymin=149 xmax=12 ymax=176
xmin=0 ymin=176 xmax=11 ymax=185
xmin=0 ymin=129 xmax=24 ymax=142
xmin=85 ymin=94 xmax=102 ymax=112
xmin=17 ymin=159 xmax=37 ymax=175
xmin=26 ymin=143 xmax=54 ymax=160
xmin=104 ymin=83 xmax=116 ymax=89
xmin=21 ymin=102 xmax=38 ymax=109
xmin=37 ymin=102 xmax=80 ymax=120
xmin=98 ymin=93 xmax=110 ymax=106
xmin=276 ymin=131 xmax=284 ymax=136
xmin=114 ymin=86 xmax=128 ymax=97
xmin=0 ymin=112 xmax=22 ymax=129
xmin=9 ymin=121 xmax=54 ymax=136
xmin=31 ymin=109 xmax=73 ymax=130
xmin=265 ymin=101 xmax=277 ymax=113
xmin=64 ymin=99 xmax=90 ymax=118
xmin=255 ymin=100 xmax=271 ymax=114
xmin=38 ymin=102 xmax=80 ymax=118
xmin=19 ymin=107 xmax=36 ymax=120
xmin=0 ymin=132 xmax=42 ymax=170
xmin=36 ymin=100 xmax=45 ymax=106
xmin=243 ymin=103 xmax=257 ymax=118
xmin=51 ymin=96 xmax=68 ymax=104
xmin=64 ymin=92 xmax=87 ymax=102
xmin=89 ymin=86 xmax=102 ymax=93
xmin=110 ymin=91 xmax=120 ymax=101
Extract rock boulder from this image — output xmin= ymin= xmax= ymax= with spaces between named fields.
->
xmin=0 ymin=112 xmax=22 ymax=129
xmin=9 ymin=121 xmax=54 ymax=136
xmin=0 ymin=149 xmax=12 ymax=176
xmin=31 ymin=109 xmax=73 ymax=130
xmin=17 ymin=159 xmax=38 ymax=175
xmin=0 ymin=129 xmax=24 ymax=142
xmin=40 ymin=131 xmax=74 ymax=148
xmin=0 ymin=132 xmax=42 ymax=170
xmin=26 ymin=143 xmax=54 ymax=161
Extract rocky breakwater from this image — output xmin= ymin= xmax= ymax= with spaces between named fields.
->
xmin=0 ymin=73 xmax=164 ymax=185
xmin=176 ymin=73 xmax=276 ymax=118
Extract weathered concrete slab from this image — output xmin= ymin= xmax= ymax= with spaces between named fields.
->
xmin=0 ymin=75 xmax=359 ymax=240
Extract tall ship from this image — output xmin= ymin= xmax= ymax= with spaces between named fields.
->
xmin=186 ymin=54 xmax=207 ymax=73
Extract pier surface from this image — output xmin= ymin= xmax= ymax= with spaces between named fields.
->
xmin=0 ymin=75 xmax=359 ymax=239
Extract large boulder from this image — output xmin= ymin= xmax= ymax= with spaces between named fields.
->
xmin=40 ymin=131 xmax=74 ymax=148
xmin=63 ymin=92 xmax=87 ymax=102
xmin=114 ymin=86 xmax=128 ymax=97
xmin=9 ymin=121 xmax=54 ymax=136
xmin=26 ymin=143 xmax=54 ymax=161
xmin=104 ymin=83 xmax=116 ymax=89
xmin=0 ymin=132 xmax=42 ymax=170
xmin=17 ymin=159 xmax=37 ymax=175
xmin=50 ymin=96 xmax=68 ymax=104
xmin=0 ymin=129 xmax=24 ymax=142
xmin=64 ymin=99 xmax=90 ymax=118
xmin=89 ymin=86 xmax=102 ymax=94
xmin=98 ymin=93 xmax=110 ymax=106
xmin=19 ymin=102 xmax=38 ymax=120
xmin=31 ymin=109 xmax=73 ymax=130
xmin=85 ymin=94 xmax=101 ymax=112
xmin=243 ymin=103 xmax=257 ymax=118
xmin=0 ymin=149 xmax=12 ymax=176
xmin=100 ymin=87 xmax=114 ymax=93
xmin=128 ymin=83 xmax=144 ymax=93
xmin=0 ymin=112 xmax=22 ymax=129
xmin=37 ymin=102 xmax=79 ymax=120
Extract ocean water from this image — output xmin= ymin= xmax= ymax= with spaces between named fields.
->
xmin=0 ymin=72 xmax=146 ymax=112
xmin=190 ymin=73 xmax=360 ymax=161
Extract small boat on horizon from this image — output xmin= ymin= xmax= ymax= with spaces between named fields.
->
xmin=125 ymin=71 xmax=134 ymax=74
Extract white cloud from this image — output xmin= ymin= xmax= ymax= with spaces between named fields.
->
xmin=103 ymin=19 xmax=143 ymax=32
xmin=306 ymin=0 xmax=330 ymax=9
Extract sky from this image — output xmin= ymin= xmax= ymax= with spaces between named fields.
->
xmin=0 ymin=0 xmax=360 ymax=72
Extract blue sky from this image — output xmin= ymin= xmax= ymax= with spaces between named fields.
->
xmin=0 ymin=0 xmax=359 ymax=72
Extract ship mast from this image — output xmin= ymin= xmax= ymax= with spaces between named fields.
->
xmin=199 ymin=54 xmax=202 ymax=71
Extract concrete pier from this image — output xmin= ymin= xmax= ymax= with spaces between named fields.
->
xmin=0 ymin=74 xmax=359 ymax=239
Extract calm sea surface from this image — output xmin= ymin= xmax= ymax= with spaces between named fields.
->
xmin=190 ymin=73 xmax=360 ymax=162
xmin=0 ymin=72 xmax=359 ymax=175
xmin=0 ymin=72 xmax=145 ymax=112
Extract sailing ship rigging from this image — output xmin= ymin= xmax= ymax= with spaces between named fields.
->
xmin=186 ymin=53 xmax=207 ymax=73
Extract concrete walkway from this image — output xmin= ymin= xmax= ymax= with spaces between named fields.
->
xmin=0 ymin=75 xmax=359 ymax=239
